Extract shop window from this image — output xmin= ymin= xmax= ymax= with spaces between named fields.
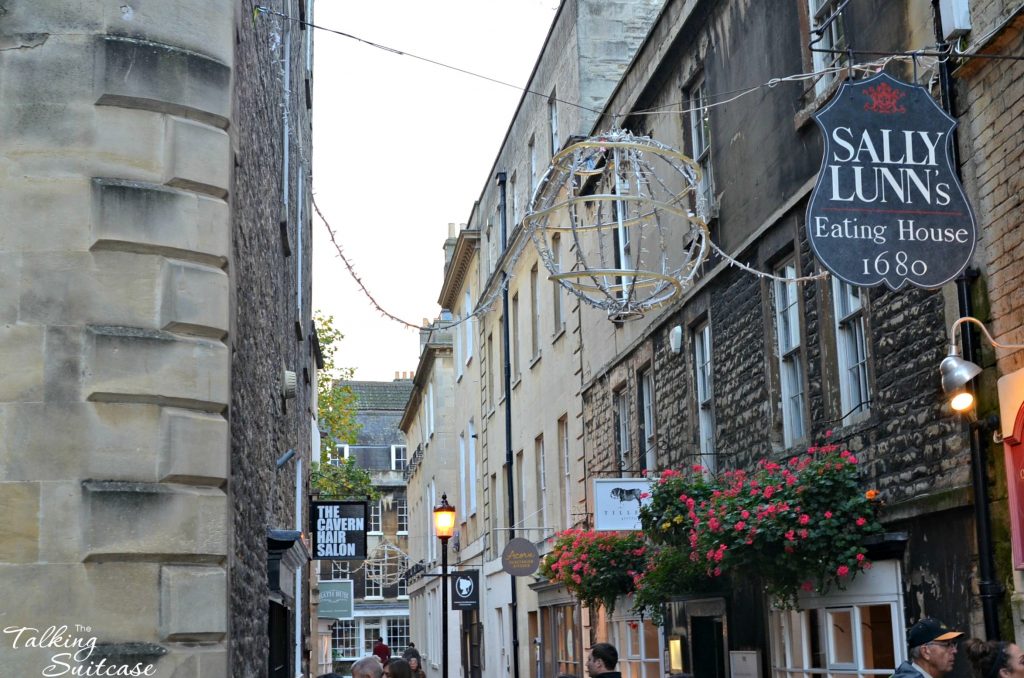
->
xmin=387 ymin=617 xmax=410 ymax=653
xmin=612 ymin=616 xmax=662 ymax=678
xmin=331 ymin=620 xmax=359 ymax=660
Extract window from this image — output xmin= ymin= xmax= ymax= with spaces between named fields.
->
xmin=694 ymin=322 xmax=716 ymax=473
xmin=459 ymin=432 xmax=468 ymax=518
xmin=512 ymin=294 xmax=521 ymax=380
xmin=515 ymin=450 xmax=526 ymax=519
xmin=557 ymin=415 xmax=571 ymax=529
xmin=487 ymin=333 xmax=495 ymax=409
xmin=687 ymin=77 xmax=715 ymax=218
xmin=530 ymin=264 xmax=541 ymax=359
xmin=468 ymin=420 xmax=478 ymax=514
xmin=770 ymin=561 xmax=905 ymax=678
xmin=833 ymin=278 xmax=870 ymax=423
xmin=329 ymin=444 xmax=349 ymax=467
xmin=638 ymin=369 xmax=656 ymax=472
xmin=529 ymin=137 xmax=538 ymax=196
xmin=614 ymin=387 xmax=631 ymax=470
xmin=369 ymin=499 xmax=382 ymax=533
xmin=330 ymin=561 xmax=350 ymax=581
xmin=488 ymin=473 xmax=501 ymax=553
xmin=549 ymin=92 xmax=559 ymax=155
xmin=775 ymin=261 xmax=807 ymax=447
xmin=498 ymin=316 xmax=506 ymax=397
xmin=365 ymin=564 xmax=382 ymax=598
xmin=808 ymin=0 xmax=849 ymax=95
xmin=464 ymin=291 xmax=474 ymax=364
xmin=391 ymin=445 xmax=407 ymax=471
xmin=397 ymin=558 xmax=409 ymax=597
xmin=427 ymin=382 xmax=435 ymax=437
xmin=396 ymin=497 xmax=408 ymax=533
xmin=332 ymin=620 xmax=358 ymax=660
xmin=511 ymin=174 xmax=520 ymax=227
xmin=387 ymin=618 xmax=410 ymax=653
xmin=612 ymin=617 xmax=662 ymax=678
xmin=455 ymin=313 xmax=463 ymax=377
xmin=551 ymin=234 xmax=565 ymax=333
xmin=535 ymin=435 xmax=547 ymax=532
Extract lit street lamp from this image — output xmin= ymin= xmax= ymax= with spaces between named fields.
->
xmin=433 ymin=494 xmax=456 ymax=677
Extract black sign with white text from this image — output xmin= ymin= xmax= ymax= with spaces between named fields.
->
xmin=807 ymin=72 xmax=976 ymax=289
xmin=310 ymin=501 xmax=367 ymax=560
xmin=451 ymin=570 xmax=479 ymax=610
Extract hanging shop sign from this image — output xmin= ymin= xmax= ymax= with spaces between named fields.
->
xmin=807 ymin=72 xmax=976 ymax=289
xmin=318 ymin=579 xmax=355 ymax=620
xmin=593 ymin=478 xmax=654 ymax=531
xmin=450 ymin=570 xmax=480 ymax=610
xmin=501 ymin=538 xmax=540 ymax=576
xmin=309 ymin=500 xmax=367 ymax=560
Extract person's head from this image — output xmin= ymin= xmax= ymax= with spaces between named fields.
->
xmin=377 ymin=636 xmax=385 ymax=643
xmin=965 ymin=640 xmax=1024 ymax=678
xmin=587 ymin=643 xmax=618 ymax=676
xmin=908 ymin=618 xmax=964 ymax=677
xmin=407 ymin=657 xmax=421 ymax=672
xmin=384 ymin=658 xmax=412 ymax=678
xmin=402 ymin=647 xmax=421 ymax=662
xmin=352 ymin=657 xmax=384 ymax=678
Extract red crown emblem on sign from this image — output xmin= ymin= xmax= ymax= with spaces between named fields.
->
xmin=864 ymin=82 xmax=906 ymax=113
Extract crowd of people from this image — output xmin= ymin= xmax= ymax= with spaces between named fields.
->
xmin=316 ymin=619 xmax=1024 ymax=678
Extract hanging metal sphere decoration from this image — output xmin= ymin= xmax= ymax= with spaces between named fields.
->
xmin=526 ymin=129 xmax=710 ymax=322
xmin=362 ymin=540 xmax=410 ymax=587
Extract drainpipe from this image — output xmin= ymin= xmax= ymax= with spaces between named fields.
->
xmin=931 ymin=0 xmax=1002 ymax=640
xmin=295 ymin=456 xmax=304 ymax=677
xmin=496 ymin=171 xmax=522 ymax=678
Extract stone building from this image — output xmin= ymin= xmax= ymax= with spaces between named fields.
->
xmin=411 ymin=1 xmax=1023 ymax=678
xmin=0 ymin=1 xmax=316 ymax=677
xmin=316 ymin=378 xmax=415 ymax=674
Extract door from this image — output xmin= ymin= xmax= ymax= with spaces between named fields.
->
xmin=691 ymin=616 xmax=726 ymax=678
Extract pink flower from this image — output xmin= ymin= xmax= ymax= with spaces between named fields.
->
xmin=824 ymin=511 xmax=833 ymax=519
xmin=799 ymin=514 xmax=810 ymax=525
xmin=825 ymin=429 xmax=834 ymax=438
xmin=856 ymin=553 xmax=866 ymax=562
xmin=784 ymin=530 xmax=796 ymax=542
xmin=837 ymin=565 xmax=850 ymax=576
xmin=798 ymin=529 xmax=809 ymax=539
xmin=741 ymin=510 xmax=750 ymax=519
xmin=734 ymin=521 xmax=747 ymax=531
xmin=801 ymin=581 xmax=814 ymax=591
xmin=713 ymin=567 xmax=722 ymax=577
xmin=855 ymin=517 xmax=866 ymax=526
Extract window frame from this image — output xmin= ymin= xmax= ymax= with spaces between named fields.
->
xmin=694 ymin=321 xmax=716 ymax=474
xmin=807 ymin=0 xmax=850 ymax=96
xmin=368 ymin=498 xmax=383 ymax=534
xmin=551 ymin=234 xmax=566 ymax=335
xmin=391 ymin=444 xmax=407 ymax=471
xmin=774 ymin=260 xmax=807 ymax=448
xmin=613 ymin=387 xmax=631 ymax=471
xmin=686 ymin=76 xmax=716 ymax=219
xmin=638 ymin=368 xmax=656 ymax=472
xmin=396 ymin=496 xmax=408 ymax=534
xmin=832 ymin=277 xmax=871 ymax=425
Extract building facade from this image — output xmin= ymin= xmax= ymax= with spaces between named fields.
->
xmin=408 ymin=2 xmax=1024 ymax=678
xmin=316 ymin=378 xmax=416 ymax=674
xmin=1 ymin=1 xmax=317 ymax=677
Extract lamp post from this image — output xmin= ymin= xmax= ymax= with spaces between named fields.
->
xmin=433 ymin=494 xmax=456 ymax=677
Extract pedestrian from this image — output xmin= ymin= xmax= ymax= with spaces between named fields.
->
xmin=402 ymin=645 xmax=421 ymax=663
xmin=891 ymin=617 xmax=964 ymax=678
xmin=373 ymin=636 xmax=392 ymax=666
xmin=557 ymin=673 xmax=580 ymax=678
xmin=352 ymin=657 xmax=384 ymax=678
xmin=586 ymin=643 xmax=622 ymax=678
xmin=384 ymin=657 xmax=412 ymax=678
xmin=407 ymin=656 xmax=427 ymax=678
xmin=964 ymin=638 xmax=1024 ymax=678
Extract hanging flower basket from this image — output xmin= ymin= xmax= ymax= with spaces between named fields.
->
xmin=639 ymin=444 xmax=882 ymax=608
xmin=540 ymin=530 xmax=649 ymax=613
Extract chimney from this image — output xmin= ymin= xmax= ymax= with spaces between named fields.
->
xmin=442 ymin=222 xmax=458 ymax=272
xmin=395 ymin=371 xmax=400 ymax=380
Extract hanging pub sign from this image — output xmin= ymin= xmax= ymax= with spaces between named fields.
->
xmin=309 ymin=500 xmax=367 ymax=560
xmin=450 ymin=570 xmax=480 ymax=610
xmin=807 ymin=72 xmax=976 ymax=289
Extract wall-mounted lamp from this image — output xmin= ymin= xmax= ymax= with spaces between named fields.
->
xmin=940 ymin=317 xmax=1024 ymax=412
xmin=669 ymin=325 xmax=683 ymax=354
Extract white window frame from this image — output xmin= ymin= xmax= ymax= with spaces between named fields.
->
xmin=530 ymin=263 xmax=541 ymax=359
xmin=611 ymin=616 xmax=663 ymax=678
xmin=329 ymin=444 xmax=350 ymax=467
xmin=397 ymin=560 xmax=409 ymax=598
xmin=687 ymin=77 xmax=715 ymax=219
xmin=368 ymin=499 xmax=382 ymax=534
xmin=775 ymin=261 xmax=806 ymax=447
xmin=511 ymin=293 xmax=521 ymax=380
xmin=331 ymin=620 xmax=359 ymax=661
xmin=391 ymin=444 xmax=407 ymax=471
xmin=427 ymin=382 xmax=435 ymax=437
xmin=639 ymin=369 xmax=656 ymax=472
xmin=694 ymin=321 xmax=716 ymax=474
xmin=328 ymin=560 xmax=350 ymax=582
xmin=396 ymin=497 xmax=408 ymax=534
xmin=551 ymin=234 xmax=565 ymax=334
xmin=558 ymin=415 xmax=571 ymax=529
xmin=535 ymin=435 xmax=547 ymax=533
xmin=364 ymin=563 xmax=383 ymax=599
xmin=769 ymin=560 xmax=907 ymax=678
xmin=832 ymin=278 xmax=870 ymax=424
xmin=548 ymin=93 xmax=559 ymax=156
xmin=455 ymin=319 xmax=463 ymax=378
xmin=511 ymin=173 xmax=520 ymax=227
xmin=808 ymin=0 xmax=849 ymax=96
xmin=459 ymin=432 xmax=467 ymax=518
xmin=468 ymin=421 xmax=478 ymax=515
xmin=464 ymin=291 xmax=474 ymax=364
xmin=529 ymin=137 xmax=538 ymax=197
xmin=387 ymin=617 xmax=410 ymax=650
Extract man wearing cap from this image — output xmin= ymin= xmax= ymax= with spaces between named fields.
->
xmin=893 ymin=618 xmax=965 ymax=678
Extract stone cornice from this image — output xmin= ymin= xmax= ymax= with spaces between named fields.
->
xmin=438 ymin=229 xmax=480 ymax=309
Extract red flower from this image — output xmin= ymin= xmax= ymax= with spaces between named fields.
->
xmin=824 ymin=511 xmax=833 ymax=519
xmin=856 ymin=553 xmax=866 ymax=562
xmin=837 ymin=565 xmax=850 ymax=576
xmin=799 ymin=514 xmax=810 ymax=525
xmin=855 ymin=517 xmax=866 ymax=526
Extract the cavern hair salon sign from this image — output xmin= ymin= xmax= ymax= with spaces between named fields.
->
xmin=310 ymin=501 xmax=367 ymax=560
xmin=807 ymin=72 xmax=976 ymax=289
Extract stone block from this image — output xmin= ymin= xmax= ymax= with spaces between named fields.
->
xmin=0 ymin=177 xmax=93 ymax=253
xmin=0 ymin=324 xmax=45 ymax=403
xmin=95 ymin=36 xmax=231 ymax=129
xmin=85 ymin=326 xmax=229 ymax=412
xmin=160 ymin=261 xmax=229 ymax=339
xmin=82 ymin=481 xmax=227 ymax=560
xmin=18 ymin=252 xmax=162 ymax=328
xmin=0 ymin=402 xmax=163 ymax=482
xmin=0 ymin=254 xmax=21 ymax=322
xmin=159 ymin=408 xmax=229 ymax=486
xmin=0 ymin=482 xmax=40 ymax=563
xmin=91 ymin=179 xmax=229 ymax=267
xmin=43 ymin=326 xmax=85 ymax=402
xmin=164 ymin=117 xmax=230 ymax=198
xmin=38 ymin=481 xmax=83 ymax=563
xmin=159 ymin=565 xmax=227 ymax=639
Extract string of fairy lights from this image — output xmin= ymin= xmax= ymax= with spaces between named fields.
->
xmin=256 ymin=5 xmax=944 ymax=332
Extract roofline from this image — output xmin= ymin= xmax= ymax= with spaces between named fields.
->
xmin=398 ymin=339 xmax=452 ymax=431
xmin=438 ymin=229 xmax=481 ymax=308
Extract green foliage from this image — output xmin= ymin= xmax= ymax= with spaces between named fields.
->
xmin=312 ymin=313 xmax=375 ymax=500
xmin=539 ymin=530 xmax=649 ymax=614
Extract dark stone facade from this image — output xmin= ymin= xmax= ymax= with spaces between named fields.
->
xmin=229 ymin=1 xmax=314 ymax=676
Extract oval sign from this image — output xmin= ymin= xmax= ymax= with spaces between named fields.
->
xmin=501 ymin=537 xmax=540 ymax=576
xmin=807 ymin=72 xmax=976 ymax=289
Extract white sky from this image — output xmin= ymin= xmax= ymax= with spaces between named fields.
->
xmin=311 ymin=1 xmax=560 ymax=381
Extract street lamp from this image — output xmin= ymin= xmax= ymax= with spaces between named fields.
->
xmin=940 ymin=317 xmax=1024 ymax=412
xmin=433 ymin=494 xmax=456 ymax=678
